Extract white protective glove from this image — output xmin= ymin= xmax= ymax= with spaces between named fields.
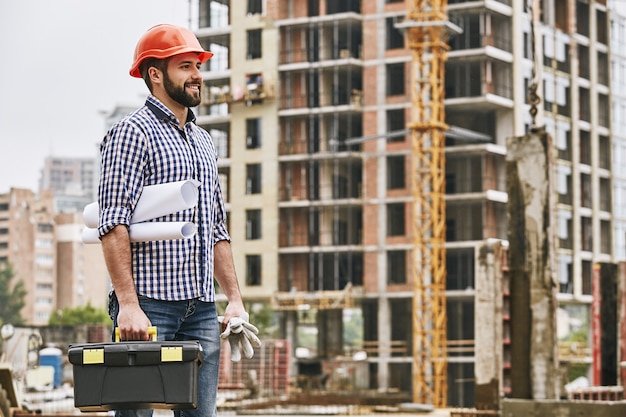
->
xmin=219 ymin=313 xmax=262 ymax=362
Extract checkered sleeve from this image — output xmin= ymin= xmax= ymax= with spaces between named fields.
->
xmin=97 ymin=120 xmax=148 ymax=238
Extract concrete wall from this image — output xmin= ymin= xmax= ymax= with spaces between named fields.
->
xmin=502 ymin=398 xmax=626 ymax=416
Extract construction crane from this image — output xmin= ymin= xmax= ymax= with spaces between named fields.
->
xmin=396 ymin=0 xmax=459 ymax=408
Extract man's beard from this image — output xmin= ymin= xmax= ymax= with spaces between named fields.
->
xmin=164 ymin=71 xmax=202 ymax=108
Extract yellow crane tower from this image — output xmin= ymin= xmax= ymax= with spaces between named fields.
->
xmin=397 ymin=0 xmax=459 ymax=408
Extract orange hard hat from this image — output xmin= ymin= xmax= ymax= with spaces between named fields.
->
xmin=129 ymin=24 xmax=214 ymax=78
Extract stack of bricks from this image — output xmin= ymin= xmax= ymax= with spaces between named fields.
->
xmin=568 ymin=386 xmax=624 ymax=401
xmin=450 ymin=408 xmax=500 ymax=417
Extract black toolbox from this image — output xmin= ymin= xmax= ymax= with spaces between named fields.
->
xmin=68 ymin=340 xmax=202 ymax=411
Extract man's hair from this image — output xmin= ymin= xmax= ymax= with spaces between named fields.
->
xmin=140 ymin=57 xmax=170 ymax=92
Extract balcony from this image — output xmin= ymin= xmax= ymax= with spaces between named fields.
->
xmin=200 ymin=80 xmax=276 ymax=107
xmin=279 ymin=89 xmax=363 ymax=114
xmin=279 ymin=113 xmax=363 ymax=156
xmin=277 ymin=206 xmax=363 ymax=250
xmin=279 ymin=46 xmax=363 ymax=68
xmin=278 ymin=252 xmax=364 ymax=292
xmin=278 ymin=159 xmax=363 ymax=204
xmin=445 ymin=59 xmax=514 ymax=111
xmin=278 ymin=13 xmax=362 ymax=66
xmin=276 ymin=11 xmax=362 ymax=29
xmin=448 ymin=0 xmax=513 ymax=9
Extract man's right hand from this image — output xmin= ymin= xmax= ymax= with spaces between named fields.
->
xmin=115 ymin=302 xmax=152 ymax=341
xmin=101 ymin=225 xmax=151 ymax=341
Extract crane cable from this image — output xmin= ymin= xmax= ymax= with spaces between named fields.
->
xmin=527 ymin=0 xmax=542 ymax=127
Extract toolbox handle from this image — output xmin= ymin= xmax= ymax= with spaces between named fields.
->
xmin=114 ymin=326 xmax=158 ymax=342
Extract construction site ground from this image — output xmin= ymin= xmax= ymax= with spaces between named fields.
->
xmin=214 ymin=390 xmax=468 ymax=417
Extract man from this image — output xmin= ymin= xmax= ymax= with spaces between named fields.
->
xmin=97 ymin=24 xmax=247 ymax=417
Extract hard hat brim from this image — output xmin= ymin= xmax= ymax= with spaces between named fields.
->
xmin=129 ymin=49 xmax=214 ymax=78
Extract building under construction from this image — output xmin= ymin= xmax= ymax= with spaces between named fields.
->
xmin=192 ymin=0 xmax=626 ymax=408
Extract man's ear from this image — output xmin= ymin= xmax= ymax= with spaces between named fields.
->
xmin=148 ymin=67 xmax=162 ymax=84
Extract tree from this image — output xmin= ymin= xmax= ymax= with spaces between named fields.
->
xmin=48 ymin=303 xmax=110 ymax=326
xmin=0 ymin=262 xmax=26 ymax=325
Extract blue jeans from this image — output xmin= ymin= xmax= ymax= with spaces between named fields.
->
xmin=109 ymin=292 xmax=220 ymax=417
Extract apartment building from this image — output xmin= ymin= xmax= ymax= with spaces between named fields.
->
xmin=193 ymin=0 xmax=618 ymax=406
xmin=0 ymin=189 xmax=56 ymax=325
xmin=55 ymin=211 xmax=110 ymax=311
xmin=0 ymin=150 xmax=112 ymax=324
xmin=611 ymin=3 xmax=626 ymax=260
xmin=39 ymin=156 xmax=97 ymax=211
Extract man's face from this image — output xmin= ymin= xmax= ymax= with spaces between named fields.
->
xmin=163 ymin=53 xmax=203 ymax=108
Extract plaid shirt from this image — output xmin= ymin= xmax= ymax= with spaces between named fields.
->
xmin=97 ymin=95 xmax=230 ymax=302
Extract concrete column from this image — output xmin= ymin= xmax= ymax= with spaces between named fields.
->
xmin=284 ymin=311 xmax=298 ymax=379
xmin=506 ymin=130 xmax=559 ymax=400
xmin=475 ymin=241 xmax=504 ymax=409
xmin=377 ymin=296 xmax=390 ymax=391
xmin=317 ymin=310 xmax=343 ymax=358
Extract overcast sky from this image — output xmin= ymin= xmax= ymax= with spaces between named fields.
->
xmin=2 ymin=2 xmax=626 ymax=195
xmin=0 ymin=0 xmax=191 ymax=193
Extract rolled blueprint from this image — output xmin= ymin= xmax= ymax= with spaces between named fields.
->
xmin=81 ymin=222 xmax=197 ymax=244
xmin=83 ymin=179 xmax=201 ymax=228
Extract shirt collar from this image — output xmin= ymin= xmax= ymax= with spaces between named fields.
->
xmin=145 ymin=95 xmax=197 ymax=126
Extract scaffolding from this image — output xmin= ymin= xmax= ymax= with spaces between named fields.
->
xmin=218 ymin=339 xmax=290 ymax=398
xmin=271 ymin=283 xmax=354 ymax=311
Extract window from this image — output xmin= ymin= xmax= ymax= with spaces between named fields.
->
xmin=600 ymin=178 xmax=611 ymax=212
xmin=246 ymin=255 xmax=262 ymax=286
xmin=582 ymin=260 xmax=592 ymax=295
xmin=579 ymin=87 xmax=590 ymax=122
xmin=598 ymin=51 xmax=609 ymax=86
xmin=446 ymin=62 xmax=482 ymax=98
xmin=247 ymin=29 xmax=262 ymax=59
xmin=578 ymin=44 xmax=590 ymax=79
xmin=386 ymin=63 xmax=405 ymax=96
xmin=308 ymin=0 xmax=319 ymax=16
xmin=581 ymin=173 xmax=591 ymax=208
xmin=246 ymin=163 xmax=262 ymax=194
xmin=246 ymin=72 xmax=264 ymax=105
xmin=387 ymin=203 xmax=405 ymax=236
xmin=579 ymin=130 xmax=591 ymax=165
xmin=558 ymin=255 xmax=573 ymax=293
xmin=557 ymin=166 xmax=572 ymax=205
xmin=386 ymin=109 xmax=406 ymax=142
xmin=600 ymin=220 xmax=611 ymax=254
xmin=387 ymin=250 xmax=407 ymax=284
xmin=246 ymin=118 xmax=262 ymax=149
xmin=199 ymin=1 xmax=229 ymax=28
xmin=597 ymin=9 xmax=607 ymax=44
xmin=333 ymin=218 xmax=349 ymax=245
xmin=599 ymin=135 xmax=610 ymax=170
xmin=247 ymin=0 xmax=262 ymax=15
xmin=558 ymin=210 xmax=573 ymax=250
xmin=210 ymin=128 xmax=229 ymax=158
xmin=446 ymin=248 xmax=475 ymax=290
xmin=37 ymin=223 xmax=53 ymax=233
xmin=386 ymin=17 xmax=404 ymax=49
xmin=246 ymin=209 xmax=262 ymax=240
xmin=308 ymin=209 xmax=320 ymax=246
xmin=218 ymin=169 xmax=229 ymax=203
xmin=327 ymin=0 xmax=360 ymax=13
xmin=449 ymin=14 xmax=480 ymax=50
xmin=36 ymin=283 xmax=53 ymax=291
xmin=598 ymin=93 xmax=609 ymax=127
xmin=386 ymin=155 xmax=405 ymax=189
xmin=576 ymin=2 xmax=590 ymax=37
xmin=581 ymin=216 xmax=592 ymax=252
